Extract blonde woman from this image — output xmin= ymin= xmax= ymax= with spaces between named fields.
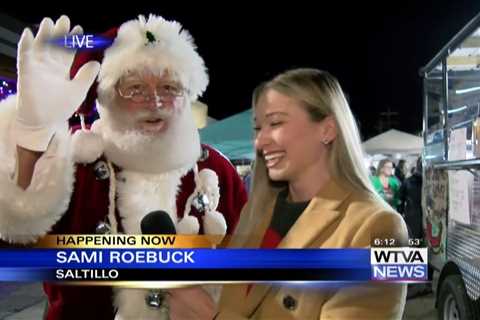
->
xmin=213 ymin=69 xmax=409 ymax=319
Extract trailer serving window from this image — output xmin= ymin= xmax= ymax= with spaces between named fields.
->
xmin=446 ymin=34 xmax=480 ymax=160
xmin=421 ymin=12 xmax=480 ymax=320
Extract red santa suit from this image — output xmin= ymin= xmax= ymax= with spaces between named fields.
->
xmin=42 ymin=144 xmax=246 ymax=320
xmin=0 ymin=14 xmax=247 ymax=320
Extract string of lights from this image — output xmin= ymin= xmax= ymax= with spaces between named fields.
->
xmin=0 ymin=79 xmax=16 ymax=101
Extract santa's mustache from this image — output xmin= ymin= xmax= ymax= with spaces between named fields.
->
xmin=134 ymin=109 xmax=173 ymax=122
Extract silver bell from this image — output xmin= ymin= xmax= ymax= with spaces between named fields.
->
xmin=93 ymin=161 xmax=110 ymax=180
xmin=95 ymin=221 xmax=111 ymax=235
xmin=145 ymin=289 xmax=168 ymax=309
xmin=192 ymin=193 xmax=210 ymax=213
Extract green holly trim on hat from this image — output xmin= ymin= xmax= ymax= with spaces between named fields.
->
xmin=145 ymin=31 xmax=156 ymax=44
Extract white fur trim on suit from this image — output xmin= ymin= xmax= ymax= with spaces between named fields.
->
xmin=115 ymin=168 xmax=188 ymax=234
xmin=203 ymin=210 xmax=227 ymax=236
xmin=113 ymin=166 xmax=191 ymax=320
xmin=181 ymin=167 xmax=227 ymax=237
xmin=176 ymin=214 xmax=200 ymax=234
xmin=112 ymin=164 xmax=227 ymax=317
xmin=0 ymin=95 xmax=75 ymax=244
xmin=71 ymin=129 xmax=104 ymax=164
xmin=98 ymin=14 xmax=209 ymax=104
xmin=71 ymin=114 xmax=104 ymax=164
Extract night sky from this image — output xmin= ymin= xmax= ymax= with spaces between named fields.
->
xmin=4 ymin=1 xmax=480 ymax=139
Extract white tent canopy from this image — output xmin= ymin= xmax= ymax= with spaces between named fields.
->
xmin=362 ymin=129 xmax=423 ymax=155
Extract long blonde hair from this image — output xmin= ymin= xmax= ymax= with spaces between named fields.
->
xmin=261 ymin=68 xmax=376 ymax=196
xmin=230 ymin=68 xmax=385 ymax=246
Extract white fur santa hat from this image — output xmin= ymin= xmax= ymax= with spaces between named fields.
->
xmin=97 ymin=14 xmax=209 ymax=104
xmin=69 ymin=14 xmax=209 ymax=163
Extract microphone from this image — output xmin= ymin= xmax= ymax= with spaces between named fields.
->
xmin=140 ymin=210 xmax=176 ymax=235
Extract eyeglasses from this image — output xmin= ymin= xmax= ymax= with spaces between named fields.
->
xmin=117 ymin=81 xmax=188 ymax=103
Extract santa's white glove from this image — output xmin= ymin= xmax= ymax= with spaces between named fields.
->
xmin=14 ymin=15 xmax=100 ymax=151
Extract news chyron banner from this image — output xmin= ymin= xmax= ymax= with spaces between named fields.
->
xmin=0 ymin=235 xmax=428 ymax=285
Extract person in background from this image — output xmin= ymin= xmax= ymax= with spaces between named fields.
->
xmin=371 ymin=159 xmax=401 ymax=211
xmin=395 ymin=159 xmax=407 ymax=183
xmin=369 ymin=165 xmax=376 ymax=177
xmin=399 ymin=156 xmax=423 ymax=240
xmin=398 ymin=157 xmax=432 ymax=298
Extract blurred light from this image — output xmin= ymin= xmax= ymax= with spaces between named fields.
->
xmin=447 ymin=106 xmax=467 ymax=114
xmin=0 ymin=79 xmax=16 ymax=101
xmin=455 ymin=86 xmax=480 ymax=94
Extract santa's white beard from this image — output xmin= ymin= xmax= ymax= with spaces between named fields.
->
xmin=95 ymin=103 xmax=201 ymax=174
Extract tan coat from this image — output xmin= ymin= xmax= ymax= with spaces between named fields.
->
xmin=217 ymin=177 xmax=408 ymax=320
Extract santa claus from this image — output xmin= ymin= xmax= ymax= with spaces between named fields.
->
xmin=0 ymin=14 xmax=247 ymax=319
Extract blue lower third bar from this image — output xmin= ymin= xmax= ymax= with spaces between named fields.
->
xmin=0 ymin=248 xmax=375 ymax=282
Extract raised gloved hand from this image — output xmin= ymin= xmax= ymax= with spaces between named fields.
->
xmin=14 ymin=15 xmax=100 ymax=151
